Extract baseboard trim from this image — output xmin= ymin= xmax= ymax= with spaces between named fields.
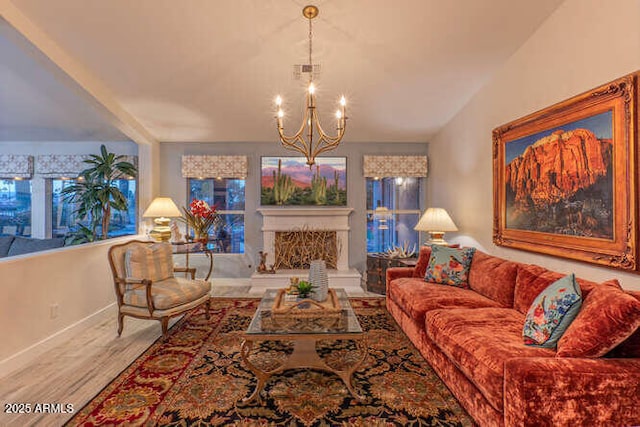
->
xmin=0 ymin=303 xmax=116 ymax=379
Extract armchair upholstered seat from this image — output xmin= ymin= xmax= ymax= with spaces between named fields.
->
xmin=108 ymin=240 xmax=211 ymax=337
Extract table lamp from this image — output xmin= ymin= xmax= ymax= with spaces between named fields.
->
xmin=373 ymin=206 xmax=391 ymax=230
xmin=143 ymin=197 xmax=182 ymax=242
xmin=414 ymin=207 xmax=458 ymax=245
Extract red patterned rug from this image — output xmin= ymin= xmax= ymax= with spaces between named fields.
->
xmin=66 ymin=298 xmax=472 ymax=426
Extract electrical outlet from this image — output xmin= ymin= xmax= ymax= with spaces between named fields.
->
xmin=50 ymin=303 xmax=59 ymax=319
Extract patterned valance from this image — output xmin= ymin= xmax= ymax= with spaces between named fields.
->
xmin=363 ymin=155 xmax=428 ymax=177
xmin=0 ymin=154 xmax=33 ymax=179
xmin=35 ymin=154 xmax=138 ymax=178
xmin=181 ymin=155 xmax=248 ymax=179
xmin=36 ymin=154 xmax=90 ymax=178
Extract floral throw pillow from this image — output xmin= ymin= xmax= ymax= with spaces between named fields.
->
xmin=523 ymin=273 xmax=582 ymax=348
xmin=424 ymin=246 xmax=476 ymax=288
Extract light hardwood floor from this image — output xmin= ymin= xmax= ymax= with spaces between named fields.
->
xmin=0 ymin=284 xmax=375 ymax=427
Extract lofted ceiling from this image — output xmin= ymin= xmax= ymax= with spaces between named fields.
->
xmin=0 ymin=0 xmax=564 ymax=144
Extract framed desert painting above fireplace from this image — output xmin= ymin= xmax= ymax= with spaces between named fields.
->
xmin=493 ymin=73 xmax=638 ymax=271
xmin=261 ymin=157 xmax=347 ymax=206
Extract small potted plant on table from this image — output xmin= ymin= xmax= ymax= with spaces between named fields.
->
xmin=295 ymin=280 xmax=316 ymax=300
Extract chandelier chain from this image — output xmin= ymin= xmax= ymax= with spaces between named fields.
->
xmin=308 ymin=15 xmax=313 ymax=77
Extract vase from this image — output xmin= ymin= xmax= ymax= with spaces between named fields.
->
xmin=308 ymin=259 xmax=329 ymax=302
xmin=194 ymin=232 xmax=209 ymax=246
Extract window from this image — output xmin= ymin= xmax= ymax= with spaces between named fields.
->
xmin=0 ymin=179 xmax=32 ymax=236
xmin=366 ymin=177 xmax=421 ymax=253
xmin=188 ymin=178 xmax=245 ymax=253
xmin=51 ymin=178 xmax=137 ymax=238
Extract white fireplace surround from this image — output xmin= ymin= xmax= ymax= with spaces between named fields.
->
xmin=250 ymin=207 xmax=361 ymax=294
xmin=258 ymin=207 xmax=353 ymax=270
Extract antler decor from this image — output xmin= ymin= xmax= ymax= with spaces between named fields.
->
xmin=386 ymin=241 xmax=417 ymax=259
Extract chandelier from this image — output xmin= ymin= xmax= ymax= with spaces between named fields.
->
xmin=275 ymin=5 xmax=347 ymax=167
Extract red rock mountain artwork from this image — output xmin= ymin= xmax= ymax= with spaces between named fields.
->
xmin=505 ymin=128 xmax=613 ymax=238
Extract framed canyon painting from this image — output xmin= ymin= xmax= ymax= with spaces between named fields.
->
xmin=261 ymin=157 xmax=347 ymax=206
xmin=493 ymin=73 xmax=638 ymax=271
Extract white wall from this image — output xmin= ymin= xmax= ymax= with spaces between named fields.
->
xmin=429 ymin=0 xmax=640 ymax=290
xmin=0 ymin=236 xmax=142 ymax=370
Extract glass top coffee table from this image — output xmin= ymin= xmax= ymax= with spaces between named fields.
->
xmin=240 ymin=288 xmax=368 ymax=404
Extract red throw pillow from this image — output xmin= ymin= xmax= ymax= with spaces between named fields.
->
xmin=557 ymin=280 xmax=640 ymax=358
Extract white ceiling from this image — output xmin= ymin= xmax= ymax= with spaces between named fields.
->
xmin=0 ymin=0 xmax=564 ymax=143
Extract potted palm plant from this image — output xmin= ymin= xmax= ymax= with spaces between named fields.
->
xmin=62 ymin=145 xmax=137 ymax=243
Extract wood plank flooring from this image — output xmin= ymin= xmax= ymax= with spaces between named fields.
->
xmin=0 ymin=284 xmax=375 ymax=426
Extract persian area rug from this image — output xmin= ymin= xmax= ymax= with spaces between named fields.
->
xmin=67 ymin=298 xmax=472 ymax=426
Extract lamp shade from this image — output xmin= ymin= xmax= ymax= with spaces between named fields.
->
xmin=143 ymin=197 xmax=181 ymax=218
xmin=414 ymin=208 xmax=458 ymax=232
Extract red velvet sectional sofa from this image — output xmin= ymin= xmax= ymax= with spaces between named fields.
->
xmin=386 ymin=246 xmax=640 ymax=426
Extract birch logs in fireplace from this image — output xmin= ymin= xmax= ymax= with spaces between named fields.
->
xmin=273 ymin=227 xmax=340 ymax=270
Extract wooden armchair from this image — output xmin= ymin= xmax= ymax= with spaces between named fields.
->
xmin=108 ymin=240 xmax=211 ymax=337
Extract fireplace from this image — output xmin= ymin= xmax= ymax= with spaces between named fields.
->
xmin=274 ymin=229 xmax=338 ymax=269
xmin=250 ymin=207 xmax=361 ymax=294
xmin=257 ymin=207 xmax=352 ymax=270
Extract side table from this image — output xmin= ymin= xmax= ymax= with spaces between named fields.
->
xmin=172 ymin=241 xmax=214 ymax=280
xmin=366 ymin=254 xmax=417 ymax=295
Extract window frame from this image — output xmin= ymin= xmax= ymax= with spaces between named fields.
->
xmin=366 ymin=176 xmax=423 ymax=254
xmin=186 ymin=177 xmax=246 ymax=254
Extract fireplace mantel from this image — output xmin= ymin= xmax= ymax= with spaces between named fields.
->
xmin=251 ymin=207 xmax=360 ymax=295
xmin=257 ymin=207 xmax=353 ymax=270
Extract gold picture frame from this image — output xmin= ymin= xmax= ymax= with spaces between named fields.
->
xmin=493 ymin=72 xmax=638 ymax=271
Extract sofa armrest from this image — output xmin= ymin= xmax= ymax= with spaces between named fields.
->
xmin=504 ymin=357 xmax=640 ymax=426
xmin=386 ymin=266 xmax=414 ymax=283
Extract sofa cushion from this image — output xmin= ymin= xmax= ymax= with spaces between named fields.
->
xmin=425 ymin=307 xmax=555 ymax=412
xmin=412 ymin=246 xmax=433 ymax=278
xmin=0 ymin=236 xmax=15 ymax=257
xmin=7 ymin=236 xmax=65 ymax=257
xmin=607 ymin=290 xmax=640 ymax=358
xmin=557 ymin=280 xmax=640 ymax=358
xmin=388 ymin=277 xmax=501 ymax=327
xmin=425 ymin=246 xmax=476 ymax=288
xmin=124 ymin=243 xmax=174 ymax=283
xmin=514 ymin=264 xmax=600 ymax=314
xmin=123 ymin=277 xmax=211 ymax=310
xmin=523 ymin=273 xmax=582 ymax=348
xmin=468 ymin=250 xmax=520 ymax=307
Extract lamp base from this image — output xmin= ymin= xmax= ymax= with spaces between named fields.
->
xmin=149 ymin=217 xmax=172 ymax=242
xmin=149 ymin=227 xmax=172 ymax=242
xmin=427 ymin=232 xmax=448 ymax=245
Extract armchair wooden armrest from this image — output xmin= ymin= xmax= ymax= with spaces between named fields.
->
xmin=173 ymin=266 xmax=196 ymax=279
xmin=115 ymin=277 xmax=155 ymax=314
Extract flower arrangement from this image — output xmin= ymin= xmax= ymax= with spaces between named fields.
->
xmin=179 ymin=199 xmax=218 ymax=242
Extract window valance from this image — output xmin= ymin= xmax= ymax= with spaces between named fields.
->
xmin=0 ymin=154 xmax=34 ymax=179
xmin=181 ymin=155 xmax=248 ymax=179
xmin=363 ymin=155 xmax=428 ymax=177
xmin=35 ymin=154 xmax=138 ymax=178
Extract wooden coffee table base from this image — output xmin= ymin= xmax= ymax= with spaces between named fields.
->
xmin=239 ymin=336 xmax=368 ymax=405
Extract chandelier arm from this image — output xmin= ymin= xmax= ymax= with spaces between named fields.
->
xmin=310 ymin=132 xmax=346 ymax=159
xmin=313 ymin=111 xmax=346 ymax=145
xmin=276 ymin=92 xmax=311 ymax=146
xmin=281 ymin=139 xmax=312 ymax=158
